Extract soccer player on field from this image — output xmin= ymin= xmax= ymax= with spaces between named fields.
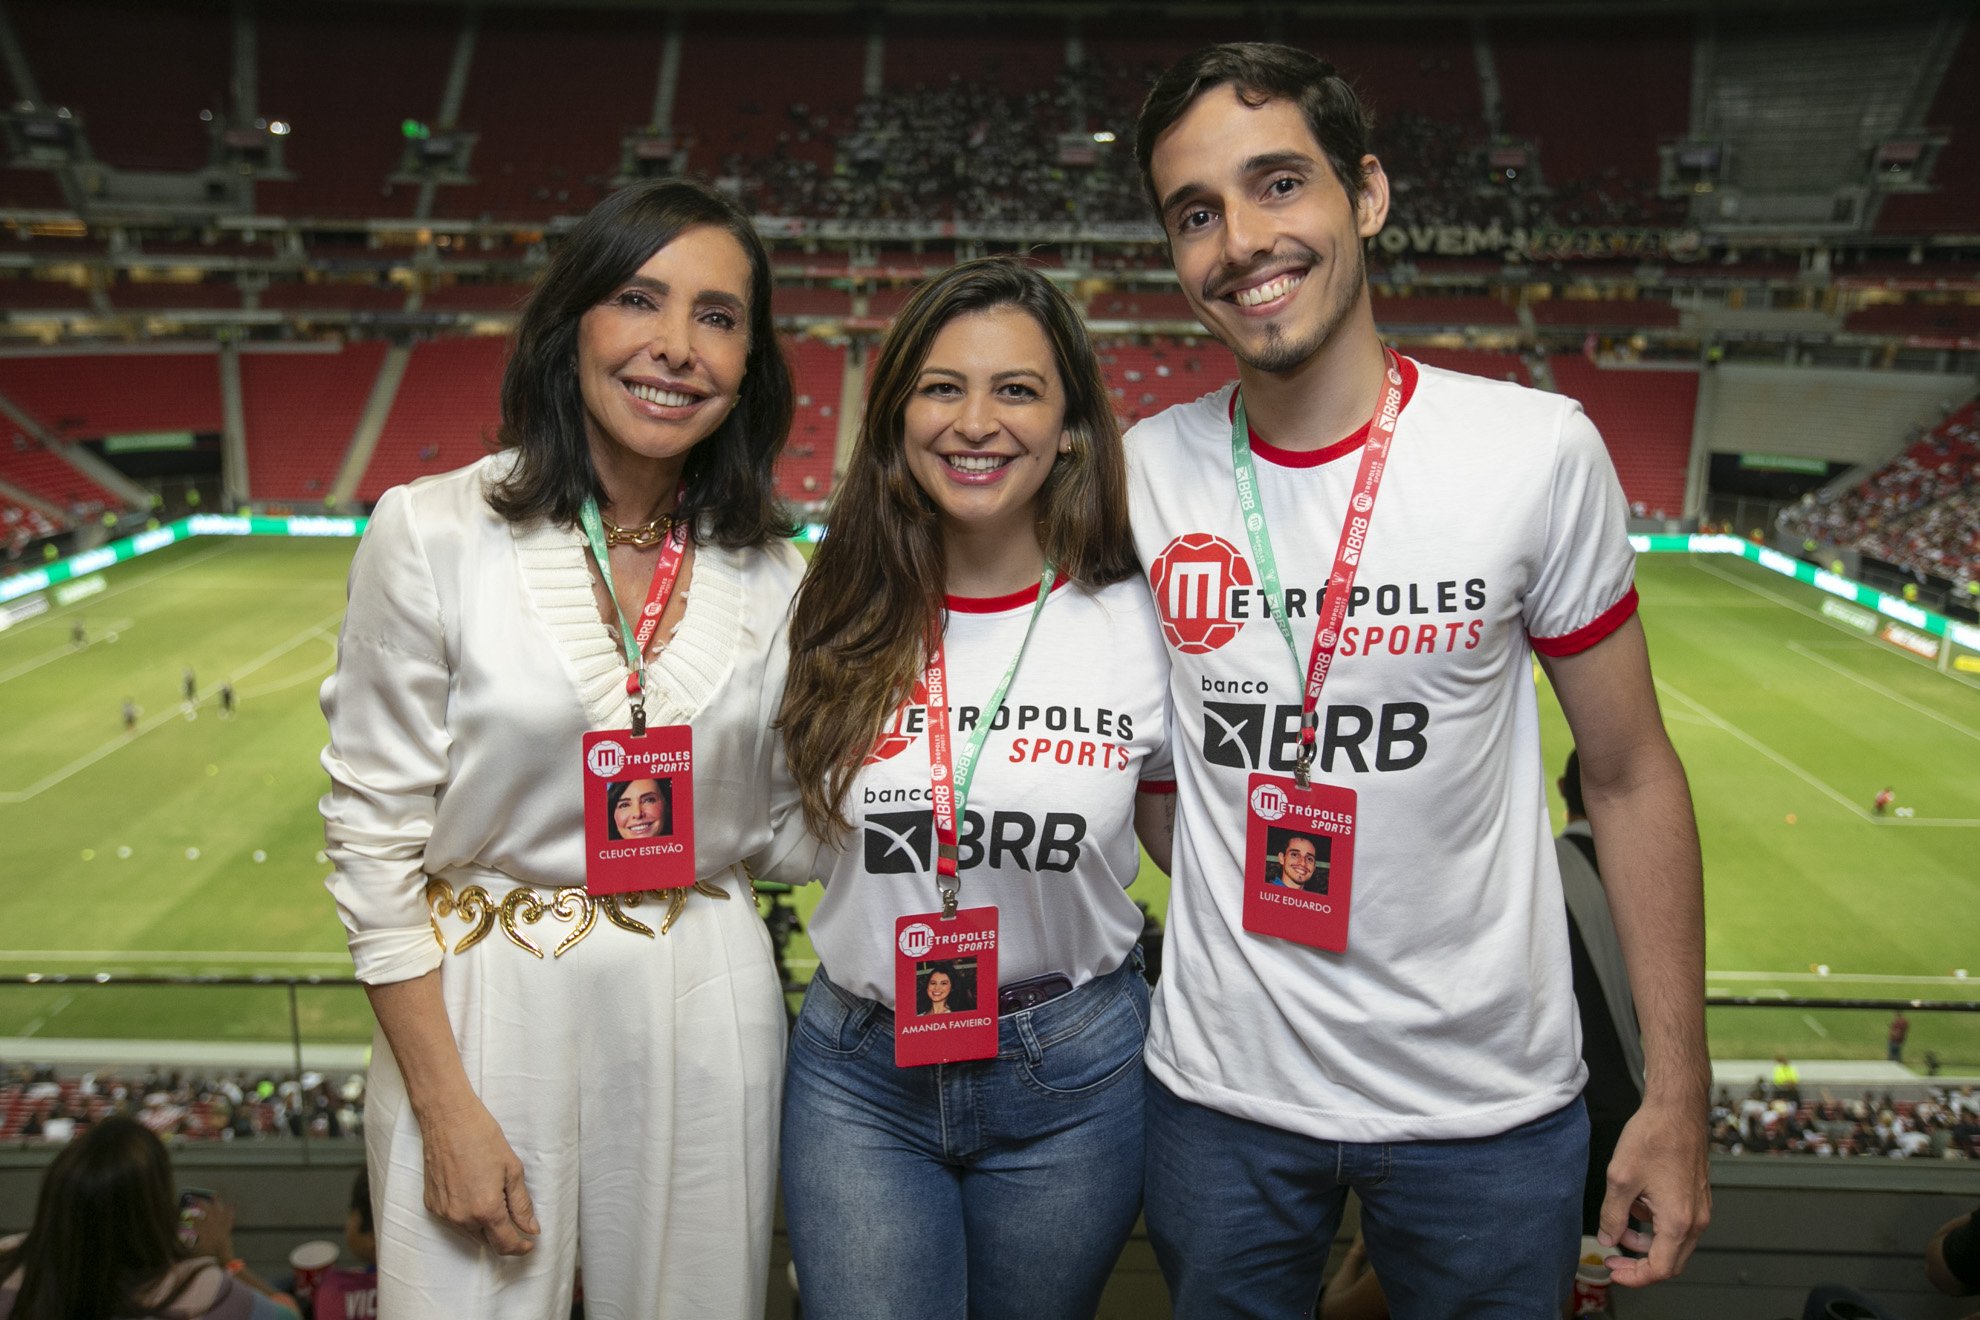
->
xmin=1125 ymin=43 xmax=1710 ymax=1317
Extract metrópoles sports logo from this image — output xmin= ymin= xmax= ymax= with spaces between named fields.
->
xmin=865 ymin=676 xmax=932 ymax=764
xmin=1149 ymin=532 xmax=1254 ymax=653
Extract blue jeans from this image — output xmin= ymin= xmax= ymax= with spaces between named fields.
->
xmin=782 ymin=954 xmax=1148 ymax=1320
xmin=1145 ymin=1075 xmax=1587 ymax=1320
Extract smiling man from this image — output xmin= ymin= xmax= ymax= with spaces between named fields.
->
xmin=1125 ymin=43 xmax=1710 ymax=1319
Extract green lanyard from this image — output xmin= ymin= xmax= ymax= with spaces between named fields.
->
xmin=924 ymin=562 xmax=1057 ymax=912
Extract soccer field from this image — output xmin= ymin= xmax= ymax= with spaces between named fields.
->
xmin=2 ymin=539 xmax=1976 ymax=1065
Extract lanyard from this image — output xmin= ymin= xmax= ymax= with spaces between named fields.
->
xmin=923 ymin=562 xmax=1057 ymax=915
xmin=578 ymin=486 xmax=688 ymax=737
xmin=1231 ymin=350 xmax=1404 ymax=787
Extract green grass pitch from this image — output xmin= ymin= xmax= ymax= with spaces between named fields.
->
xmin=2 ymin=539 xmax=1976 ymax=1066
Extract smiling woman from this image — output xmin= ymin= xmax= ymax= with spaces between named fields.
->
xmin=319 ymin=178 xmax=819 ymax=1320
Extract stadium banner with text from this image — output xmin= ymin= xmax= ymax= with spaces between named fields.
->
xmin=0 ymin=514 xmax=368 ymax=605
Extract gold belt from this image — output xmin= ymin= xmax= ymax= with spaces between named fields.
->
xmin=424 ymin=876 xmax=737 ymax=959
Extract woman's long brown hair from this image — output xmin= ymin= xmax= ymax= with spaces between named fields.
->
xmin=780 ymin=256 xmax=1137 ymax=839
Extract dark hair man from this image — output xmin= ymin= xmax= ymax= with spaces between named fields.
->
xmin=1269 ymin=833 xmax=1322 ymax=890
xmin=1126 ymin=42 xmax=1708 ymax=1317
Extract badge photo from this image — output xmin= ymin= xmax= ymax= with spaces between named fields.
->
xmin=893 ymin=908 xmax=1000 ymax=1067
xmin=581 ymin=727 xmax=696 ymax=895
xmin=1241 ymin=773 xmax=1356 ymax=951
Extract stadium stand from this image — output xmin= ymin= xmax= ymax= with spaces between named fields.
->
xmin=1711 ymin=1085 xmax=1980 ymax=1159
xmin=1372 ymin=294 xmax=1520 ymax=329
xmin=1492 ymin=15 xmax=1691 ymax=228
xmin=1876 ymin=21 xmax=1980 ymax=235
xmin=106 ymin=276 xmax=243 ymax=313
xmin=0 ymin=351 xmax=223 ymax=440
xmin=0 ymin=435 xmax=121 ymax=512
xmin=1548 ymin=356 xmax=1697 ymax=516
xmin=779 ymin=335 xmax=846 ymax=502
xmin=422 ymin=281 xmax=535 ymax=314
xmin=775 ymin=285 xmax=856 ymax=320
xmin=435 ymin=8 xmax=665 ymax=221
xmin=676 ymin=11 xmax=865 ymax=168
xmin=883 ymin=17 xmax=1061 ymax=95
xmin=1282 ymin=15 xmax=1484 ymax=124
xmin=1780 ymin=398 xmax=1980 ymax=589
xmin=1530 ymin=298 xmax=1683 ymax=330
xmin=259 ymin=281 xmax=409 ymax=314
xmin=1101 ymin=339 xmax=1237 ymax=427
xmin=0 ymin=1065 xmax=365 ymax=1144
xmin=1843 ymin=301 xmax=1980 ymax=340
xmin=254 ymin=6 xmax=458 ymax=219
xmin=1089 ymin=290 xmax=1195 ymax=323
xmin=239 ymin=342 xmax=387 ymax=504
xmin=0 ymin=168 xmax=68 ymax=210
xmin=10 ymin=0 xmax=230 ymax=174
xmin=0 ymin=277 xmax=91 ymax=311
xmin=359 ymin=336 xmax=506 ymax=500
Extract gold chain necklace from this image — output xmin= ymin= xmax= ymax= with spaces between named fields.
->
xmin=600 ymin=511 xmax=675 ymax=549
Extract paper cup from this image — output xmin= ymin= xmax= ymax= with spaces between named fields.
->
xmin=288 ymin=1238 xmax=340 ymax=1301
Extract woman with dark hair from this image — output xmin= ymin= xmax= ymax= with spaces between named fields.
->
xmin=0 ymin=1116 xmax=297 ymax=1319
xmin=777 ymin=256 xmax=1175 ymax=1319
xmin=320 ymin=178 xmax=814 ymax=1318
xmin=605 ymin=777 xmax=671 ymax=840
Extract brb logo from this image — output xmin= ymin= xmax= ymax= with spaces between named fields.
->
xmin=586 ymin=740 xmax=626 ymax=777
xmin=1249 ymin=783 xmax=1290 ymax=821
xmin=866 ymin=677 xmax=932 ymax=764
xmin=1150 ymin=532 xmax=1254 ymax=654
xmin=898 ymin=922 xmax=936 ymax=958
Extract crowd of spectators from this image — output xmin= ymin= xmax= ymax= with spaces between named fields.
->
xmin=2 ymin=1064 xmax=365 ymax=1145
xmin=1710 ymin=1082 xmax=1980 ymax=1159
xmin=1780 ymin=400 xmax=1980 ymax=592
xmin=710 ymin=66 xmax=1672 ymax=233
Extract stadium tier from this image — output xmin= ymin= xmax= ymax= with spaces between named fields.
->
xmin=1410 ymin=347 xmax=1532 ymax=386
xmin=1100 ymin=339 xmax=1236 ymax=427
xmin=106 ymin=276 xmax=243 ymax=313
xmin=0 ymin=277 xmax=90 ymax=311
xmin=258 ymin=281 xmax=409 ymax=314
xmin=240 ymin=341 xmax=388 ymax=504
xmin=0 ymin=435 xmax=119 ymax=512
xmin=1529 ymin=298 xmax=1683 ymax=330
xmin=1843 ymin=302 xmax=1980 ymax=340
xmin=1875 ymin=20 xmax=1980 ymax=235
xmin=1547 ymin=356 xmax=1697 ymax=517
xmin=0 ymin=492 xmax=61 ymax=549
xmin=775 ymin=285 xmax=856 ymax=320
xmin=677 ymin=11 xmax=865 ymax=168
xmin=421 ymin=281 xmax=535 ymax=314
xmin=11 ymin=0 xmax=228 ymax=175
xmin=779 ymin=335 xmax=845 ymax=502
xmin=1371 ymin=294 xmax=1519 ymax=329
xmin=360 ymin=336 xmax=506 ymax=501
xmin=0 ymin=350 xmax=222 ymax=440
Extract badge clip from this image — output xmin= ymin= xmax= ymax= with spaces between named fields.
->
xmin=626 ymin=673 xmax=646 ymax=737
xmin=940 ymin=887 xmax=959 ymax=920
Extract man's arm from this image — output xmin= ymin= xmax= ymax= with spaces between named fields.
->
xmin=1539 ymin=613 xmax=1710 ymax=1288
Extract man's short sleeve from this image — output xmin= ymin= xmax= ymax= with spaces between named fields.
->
xmin=1525 ymin=402 xmax=1638 ymax=657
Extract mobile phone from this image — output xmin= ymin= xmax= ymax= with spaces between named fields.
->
xmin=177 ymin=1188 xmax=216 ymax=1248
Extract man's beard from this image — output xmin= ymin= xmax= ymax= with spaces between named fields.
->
xmin=1216 ymin=242 xmax=1366 ymax=377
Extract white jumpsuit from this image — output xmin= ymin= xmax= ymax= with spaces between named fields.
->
xmin=321 ymin=455 xmax=811 ymax=1319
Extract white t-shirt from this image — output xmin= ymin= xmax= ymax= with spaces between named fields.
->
xmin=1126 ymin=356 xmax=1638 ymax=1143
xmin=806 ymin=576 xmax=1174 ymax=1006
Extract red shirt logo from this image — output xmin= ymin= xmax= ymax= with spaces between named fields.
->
xmin=1150 ymin=532 xmax=1254 ymax=653
xmin=865 ymin=676 xmax=931 ymax=763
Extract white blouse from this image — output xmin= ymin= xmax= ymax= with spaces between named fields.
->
xmin=319 ymin=454 xmax=814 ymax=985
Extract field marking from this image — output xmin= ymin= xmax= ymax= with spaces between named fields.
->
xmin=1653 ymin=677 xmax=1871 ymax=819
xmin=1656 ymin=677 xmax=1980 ymax=828
xmin=0 ymin=619 xmax=137 ymax=686
xmin=1785 ymin=641 xmax=1980 ymax=744
xmin=0 ymin=611 xmax=345 ymax=804
xmin=1711 ymin=970 xmax=1977 ymax=987
xmin=18 ymin=993 xmax=73 ymax=1038
xmin=1691 ymin=558 xmax=1980 ymax=694
xmin=236 ymin=634 xmax=337 ymax=700
xmin=0 ymin=950 xmax=352 ymax=965
xmin=1801 ymin=1014 xmax=1830 ymax=1037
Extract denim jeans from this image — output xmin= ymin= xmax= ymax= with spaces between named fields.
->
xmin=782 ymin=954 xmax=1149 ymax=1320
xmin=1145 ymin=1075 xmax=1587 ymax=1320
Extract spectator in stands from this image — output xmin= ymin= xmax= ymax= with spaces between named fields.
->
xmin=778 ymin=256 xmax=1170 ymax=1318
xmin=308 ymin=1169 xmax=377 ymax=1320
xmin=321 ymin=177 xmax=817 ymax=1319
xmin=0 ymin=1115 xmax=298 ymax=1319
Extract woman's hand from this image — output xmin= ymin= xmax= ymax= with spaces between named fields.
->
xmin=187 ymin=1193 xmax=236 ymax=1261
xmin=417 ymin=1097 xmax=540 ymax=1256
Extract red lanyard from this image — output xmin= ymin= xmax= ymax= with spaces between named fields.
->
xmin=579 ymin=489 xmax=689 ymax=737
xmin=1230 ymin=350 xmax=1405 ymax=785
xmin=921 ymin=564 xmax=1056 ymax=911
